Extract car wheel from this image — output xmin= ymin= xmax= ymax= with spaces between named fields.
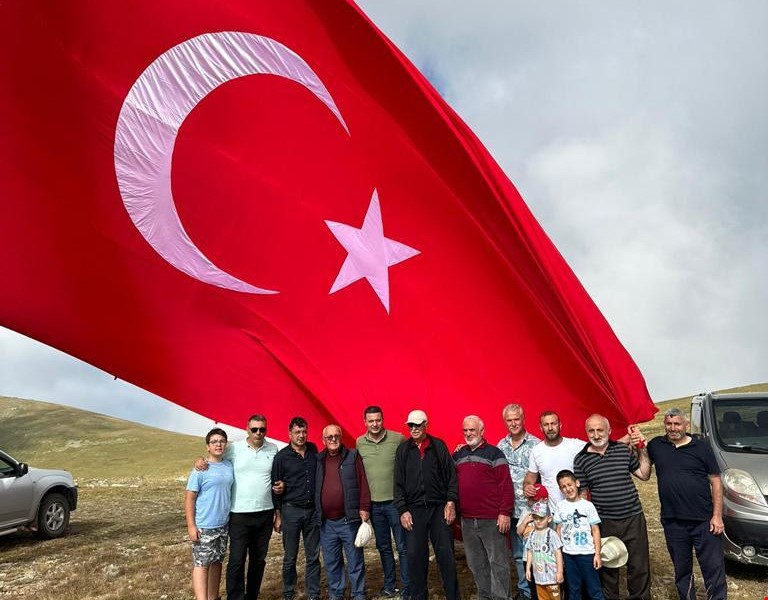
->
xmin=35 ymin=492 xmax=70 ymax=539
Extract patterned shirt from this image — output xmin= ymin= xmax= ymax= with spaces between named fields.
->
xmin=498 ymin=431 xmax=541 ymax=517
xmin=553 ymin=497 xmax=600 ymax=556
xmin=525 ymin=527 xmax=563 ymax=585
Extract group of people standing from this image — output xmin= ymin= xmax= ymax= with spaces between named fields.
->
xmin=184 ymin=404 xmax=727 ymax=600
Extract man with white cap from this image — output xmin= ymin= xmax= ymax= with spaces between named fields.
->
xmin=394 ymin=409 xmax=460 ymax=600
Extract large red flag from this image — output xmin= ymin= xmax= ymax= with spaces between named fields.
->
xmin=0 ymin=1 xmax=655 ymax=444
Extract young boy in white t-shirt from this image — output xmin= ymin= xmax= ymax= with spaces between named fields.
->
xmin=553 ymin=469 xmax=604 ymax=600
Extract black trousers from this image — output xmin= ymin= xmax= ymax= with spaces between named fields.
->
xmin=405 ymin=504 xmax=461 ymax=600
xmin=661 ymin=518 xmax=726 ymax=600
xmin=599 ymin=512 xmax=651 ymax=600
xmin=226 ymin=509 xmax=274 ymax=600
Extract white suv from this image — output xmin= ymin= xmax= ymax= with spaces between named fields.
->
xmin=0 ymin=449 xmax=78 ymax=539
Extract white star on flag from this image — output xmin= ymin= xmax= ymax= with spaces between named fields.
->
xmin=325 ymin=190 xmax=420 ymax=313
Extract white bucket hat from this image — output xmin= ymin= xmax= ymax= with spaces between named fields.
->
xmin=600 ymin=536 xmax=628 ymax=568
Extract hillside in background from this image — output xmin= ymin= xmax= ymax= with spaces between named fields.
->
xmin=3 ymin=381 xmax=767 ymax=479
xmin=0 ymin=396 xmax=201 ymax=480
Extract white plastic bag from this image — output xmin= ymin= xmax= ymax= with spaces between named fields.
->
xmin=354 ymin=520 xmax=373 ymax=547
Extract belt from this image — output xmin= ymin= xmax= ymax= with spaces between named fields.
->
xmin=284 ymin=500 xmax=314 ymax=508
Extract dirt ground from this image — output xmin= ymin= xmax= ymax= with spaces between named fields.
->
xmin=1 ymin=476 xmax=766 ymax=599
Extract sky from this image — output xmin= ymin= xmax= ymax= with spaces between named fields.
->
xmin=1 ymin=1 xmax=766 ymax=437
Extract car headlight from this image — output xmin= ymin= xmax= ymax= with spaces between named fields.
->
xmin=722 ymin=468 xmax=768 ymax=507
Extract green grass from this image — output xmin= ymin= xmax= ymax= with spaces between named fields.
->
xmin=0 ymin=396 xmax=201 ymax=481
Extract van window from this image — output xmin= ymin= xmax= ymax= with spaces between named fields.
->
xmin=713 ymin=399 xmax=768 ymax=447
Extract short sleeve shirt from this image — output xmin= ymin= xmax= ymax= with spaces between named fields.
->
xmin=528 ymin=437 xmax=585 ymax=512
xmin=553 ymin=498 xmax=600 ymax=555
xmin=525 ymin=527 xmax=563 ymax=585
xmin=186 ymin=460 xmax=234 ymax=528
xmin=224 ymin=439 xmax=278 ymax=512
xmin=498 ymin=431 xmax=541 ymax=518
xmin=648 ymin=435 xmax=720 ymax=521
xmin=573 ymin=441 xmax=642 ymax=519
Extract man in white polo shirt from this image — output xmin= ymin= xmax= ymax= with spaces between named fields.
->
xmin=225 ymin=414 xmax=280 ymax=600
xmin=197 ymin=414 xmax=279 ymax=600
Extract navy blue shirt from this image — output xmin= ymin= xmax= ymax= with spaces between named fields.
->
xmin=647 ymin=435 xmax=720 ymax=521
xmin=271 ymin=442 xmax=318 ymax=509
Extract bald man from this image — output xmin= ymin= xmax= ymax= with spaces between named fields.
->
xmin=573 ymin=415 xmax=651 ymax=600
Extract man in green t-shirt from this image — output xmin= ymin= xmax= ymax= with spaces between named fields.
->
xmin=356 ymin=406 xmax=407 ymax=599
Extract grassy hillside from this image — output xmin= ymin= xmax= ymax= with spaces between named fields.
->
xmin=648 ymin=382 xmax=768 ymax=438
xmin=0 ymin=396 xmax=202 ymax=481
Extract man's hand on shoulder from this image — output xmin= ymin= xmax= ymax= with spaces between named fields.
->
xmin=193 ymin=457 xmax=209 ymax=471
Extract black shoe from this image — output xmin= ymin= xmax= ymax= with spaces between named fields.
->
xmin=380 ymin=589 xmax=399 ymax=598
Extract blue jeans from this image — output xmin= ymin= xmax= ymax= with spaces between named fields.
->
xmin=280 ymin=504 xmax=320 ymax=599
xmin=511 ymin=517 xmax=532 ymax=599
xmin=661 ymin=518 xmax=726 ymax=600
xmin=371 ymin=501 xmax=409 ymax=595
xmin=563 ymin=553 xmax=604 ymax=600
xmin=320 ymin=517 xmax=366 ymax=600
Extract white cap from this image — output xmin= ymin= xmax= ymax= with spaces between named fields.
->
xmin=405 ymin=409 xmax=428 ymax=425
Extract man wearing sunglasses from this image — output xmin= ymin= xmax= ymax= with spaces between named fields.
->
xmin=194 ymin=414 xmax=279 ymax=600
xmin=394 ymin=409 xmax=461 ymax=600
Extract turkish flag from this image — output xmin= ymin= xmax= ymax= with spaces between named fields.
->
xmin=0 ymin=1 xmax=655 ymax=445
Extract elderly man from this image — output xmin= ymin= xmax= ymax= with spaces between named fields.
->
xmin=316 ymin=424 xmax=371 ymax=600
xmin=523 ymin=411 xmax=585 ymax=512
xmin=356 ymin=405 xmax=408 ymax=599
xmin=454 ymin=415 xmax=514 ymax=600
xmin=497 ymin=403 xmax=541 ymax=600
xmin=648 ymin=408 xmax=726 ymax=600
xmin=271 ymin=417 xmax=320 ymax=600
xmin=394 ymin=409 xmax=461 ymax=600
xmin=573 ymin=414 xmax=651 ymax=600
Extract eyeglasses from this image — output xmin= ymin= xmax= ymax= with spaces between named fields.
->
xmin=407 ymin=421 xmax=426 ymax=429
xmin=209 ymin=439 xmax=227 ymax=445
xmin=324 ymin=434 xmax=341 ymax=441
xmin=250 ymin=427 xmax=267 ymax=433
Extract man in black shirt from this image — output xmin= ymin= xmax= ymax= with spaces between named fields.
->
xmin=272 ymin=417 xmax=320 ymax=600
xmin=394 ymin=409 xmax=460 ymax=600
xmin=647 ymin=408 xmax=726 ymax=600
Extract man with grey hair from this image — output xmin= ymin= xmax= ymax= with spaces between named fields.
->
xmin=647 ymin=408 xmax=726 ymax=600
xmin=497 ymin=403 xmax=540 ymax=600
xmin=574 ymin=414 xmax=651 ymax=600
xmin=454 ymin=415 xmax=514 ymax=600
